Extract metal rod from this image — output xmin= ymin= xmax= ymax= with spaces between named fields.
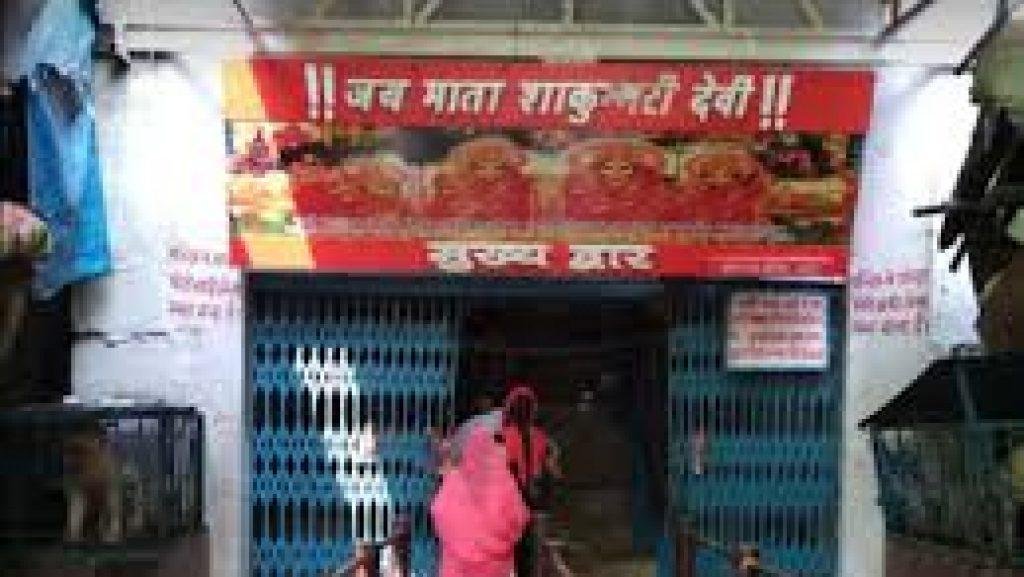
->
xmin=722 ymin=0 xmax=735 ymax=30
xmin=689 ymin=0 xmax=719 ymax=29
xmin=912 ymin=184 xmax=1024 ymax=217
xmin=402 ymin=0 xmax=414 ymax=27
xmin=912 ymin=205 xmax=949 ymax=217
xmin=913 ymin=203 xmax=990 ymax=217
xmin=954 ymin=0 xmax=1024 ymax=74
xmin=874 ymin=0 xmax=940 ymax=45
xmin=676 ymin=519 xmax=698 ymax=577
xmin=229 ymin=0 xmax=268 ymax=52
xmin=415 ymin=0 xmax=443 ymax=24
xmin=951 ymin=242 xmax=969 ymax=271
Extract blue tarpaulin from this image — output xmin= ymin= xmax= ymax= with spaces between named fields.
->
xmin=18 ymin=0 xmax=111 ymax=299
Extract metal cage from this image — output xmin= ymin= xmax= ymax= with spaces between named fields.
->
xmin=0 ymin=404 xmax=205 ymax=555
xmin=863 ymin=351 xmax=1024 ymax=568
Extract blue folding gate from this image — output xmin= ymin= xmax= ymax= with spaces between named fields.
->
xmin=248 ymin=280 xmax=460 ymax=577
xmin=665 ymin=283 xmax=843 ymax=577
xmin=247 ymin=278 xmax=843 ymax=577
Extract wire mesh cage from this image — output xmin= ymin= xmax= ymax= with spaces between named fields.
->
xmin=863 ymin=352 xmax=1024 ymax=568
xmin=871 ymin=424 xmax=1023 ymax=563
xmin=0 ymin=404 xmax=204 ymax=553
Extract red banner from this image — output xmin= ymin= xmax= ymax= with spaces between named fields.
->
xmin=229 ymin=239 xmax=848 ymax=279
xmin=225 ymin=58 xmax=873 ymax=133
xmin=223 ymin=58 xmax=874 ymax=280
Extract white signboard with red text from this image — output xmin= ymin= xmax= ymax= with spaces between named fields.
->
xmin=726 ymin=291 xmax=829 ymax=371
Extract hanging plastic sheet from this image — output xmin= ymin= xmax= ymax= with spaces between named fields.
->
xmin=18 ymin=0 xmax=111 ymax=299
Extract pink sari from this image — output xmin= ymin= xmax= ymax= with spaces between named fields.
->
xmin=431 ymin=427 xmax=530 ymax=577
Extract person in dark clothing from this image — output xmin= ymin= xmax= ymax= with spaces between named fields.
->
xmin=499 ymin=384 xmax=561 ymax=577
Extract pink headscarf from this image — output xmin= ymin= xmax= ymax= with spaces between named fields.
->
xmin=431 ymin=427 xmax=530 ymax=577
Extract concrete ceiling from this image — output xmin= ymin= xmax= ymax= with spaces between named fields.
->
xmin=0 ymin=0 xmax=1006 ymax=66
xmin=89 ymin=0 xmax=1015 ymax=65
xmin=101 ymin=0 xmax=880 ymax=29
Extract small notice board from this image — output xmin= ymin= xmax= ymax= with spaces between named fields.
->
xmin=726 ymin=291 xmax=829 ymax=371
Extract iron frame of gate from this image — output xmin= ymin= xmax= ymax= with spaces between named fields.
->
xmin=662 ymin=281 xmax=845 ymax=577
xmin=242 ymin=274 xmax=846 ymax=577
xmin=246 ymin=275 xmax=468 ymax=577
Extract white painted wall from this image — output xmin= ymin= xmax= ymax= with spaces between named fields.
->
xmin=73 ymin=58 xmax=981 ymax=577
xmin=73 ymin=59 xmax=245 ymax=577
xmin=843 ymin=68 xmax=979 ymax=577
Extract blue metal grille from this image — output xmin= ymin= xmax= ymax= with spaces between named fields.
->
xmin=247 ymin=277 xmax=843 ymax=577
xmin=666 ymin=283 xmax=843 ymax=577
xmin=248 ymin=286 xmax=460 ymax=577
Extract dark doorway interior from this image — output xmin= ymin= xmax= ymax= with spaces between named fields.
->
xmin=456 ymin=295 xmax=669 ymax=577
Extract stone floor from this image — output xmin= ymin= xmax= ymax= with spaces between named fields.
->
xmin=548 ymin=401 xmax=657 ymax=577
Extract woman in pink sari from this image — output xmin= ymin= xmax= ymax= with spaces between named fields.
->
xmin=431 ymin=426 xmax=531 ymax=577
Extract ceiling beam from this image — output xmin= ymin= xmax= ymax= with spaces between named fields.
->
xmin=875 ymin=0 xmax=940 ymax=45
xmin=118 ymin=23 xmax=983 ymax=67
xmin=797 ymin=0 xmax=825 ymax=31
